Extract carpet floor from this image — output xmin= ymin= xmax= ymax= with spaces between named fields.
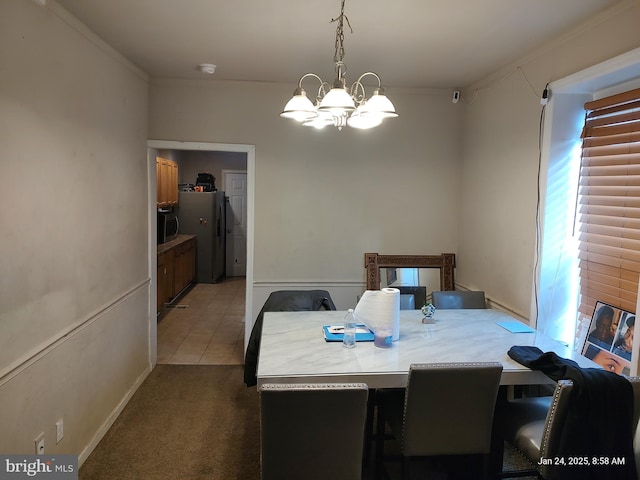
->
xmin=79 ymin=365 xmax=260 ymax=480
xmin=79 ymin=364 xmax=536 ymax=480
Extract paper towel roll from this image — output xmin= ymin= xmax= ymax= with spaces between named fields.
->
xmin=354 ymin=288 xmax=400 ymax=341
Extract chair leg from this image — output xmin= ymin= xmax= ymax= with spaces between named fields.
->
xmin=481 ymin=453 xmax=489 ymax=480
xmin=401 ymin=456 xmax=410 ymax=480
xmin=375 ymin=406 xmax=386 ymax=480
xmin=490 ymin=386 xmax=508 ymax=478
xmin=363 ymin=389 xmax=376 ymax=467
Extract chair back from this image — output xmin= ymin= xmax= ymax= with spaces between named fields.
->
xmin=432 ymin=290 xmax=486 ymax=309
xmin=259 ymin=383 xmax=369 ymax=480
xmin=537 ymin=380 xmax=573 ymax=479
xmin=400 ymin=294 xmax=415 ymax=310
xmin=244 ymin=290 xmax=336 ymax=386
xmin=402 ymin=362 xmax=503 ymax=456
xmin=538 ymin=376 xmax=640 ymax=480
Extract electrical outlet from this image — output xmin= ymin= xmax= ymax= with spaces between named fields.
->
xmin=35 ymin=433 xmax=45 ymax=455
xmin=56 ymin=418 xmax=64 ymax=444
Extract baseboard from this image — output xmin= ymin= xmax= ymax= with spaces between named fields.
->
xmin=78 ymin=364 xmax=152 ymax=467
xmin=486 ymin=300 xmax=528 ymax=323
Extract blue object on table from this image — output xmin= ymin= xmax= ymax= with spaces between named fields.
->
xmin=496 ymin=321 xmax=535 ymax=333
xmin=323 ymin=325 xmax=374 ymax=342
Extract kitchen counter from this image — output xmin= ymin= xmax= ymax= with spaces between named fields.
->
xmin=157 ymin=234 xmax=196 ymax=254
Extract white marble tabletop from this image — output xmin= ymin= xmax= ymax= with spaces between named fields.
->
xmin=256 ymin=309 xmax=600 ymax=388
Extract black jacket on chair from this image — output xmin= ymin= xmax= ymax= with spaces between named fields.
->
xmin=508 ymin=345 xmax=636 ymax=480
xmin=244 ymin=290 xmax=336 ymax=387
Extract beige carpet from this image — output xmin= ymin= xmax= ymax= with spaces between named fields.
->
xmin=79 ymin=364 xmax=536 ymax=480
xmin=79 ymin=365 xmax=260 ymax=480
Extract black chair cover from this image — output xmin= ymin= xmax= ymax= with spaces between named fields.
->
xmin=244 ymin=290 xmax=336 ymax=387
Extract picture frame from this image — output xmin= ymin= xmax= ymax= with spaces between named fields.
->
xmin=582 ymin=301 xmax=635 ymax=376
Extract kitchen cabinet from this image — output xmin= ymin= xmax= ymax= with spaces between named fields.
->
xmin=174 ymin=237 xmax=196 ymax=295
xmin=156 ymin=156 xmax=178 ymax=208
xmin=157 ymin=248 xmax=175 ymax=313
xmin=157 ymin=235 xmax=196 ymax=313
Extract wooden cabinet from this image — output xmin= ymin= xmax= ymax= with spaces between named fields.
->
xmin=157 ymin=248 xmax=175 ymax=312
xmin=157 ymin=156 xmax=178 ymax=208
xmin=157 ymin=235 xmax=196 ymax=313
xmin=174 ymin=238 xmax=196 ymax=295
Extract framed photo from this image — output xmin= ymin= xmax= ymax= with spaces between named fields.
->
xmin=582 ymin=301 xmax=635 ymax=376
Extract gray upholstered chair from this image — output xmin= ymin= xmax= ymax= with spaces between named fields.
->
xmin=431 ymin=290 xmax=486 ymax=309
xmin=259 ymin=383 xmax=369 ymax=480
xmin=399 ymin=294 xmax=415 ymax=310
xmin=375 ymin=362 xmax=503 ymax=480
xmin=500 ymin=377 xmax=640 ymax=479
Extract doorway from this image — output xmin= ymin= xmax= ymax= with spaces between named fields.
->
xmin=147 ymin=140 xmax=255 ymax=367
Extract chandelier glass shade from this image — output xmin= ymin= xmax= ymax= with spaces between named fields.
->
xmin=280 ymin=88 xmax=317 ymax=122
xmin=280 ymin=0 xmax=398 ymax=130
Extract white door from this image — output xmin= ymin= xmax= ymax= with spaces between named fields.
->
xmin=224 ymin=171 xmax=247 ymax=276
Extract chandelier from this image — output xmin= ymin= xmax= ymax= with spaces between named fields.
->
xmin=280 ymin=0 xmax=398 ymax=130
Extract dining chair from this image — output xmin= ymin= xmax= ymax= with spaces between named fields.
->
xmin=499 ymin=376 xmax=640 ymax=479
xmin=244 ymin=290 xmax=336 ymax=387
xmin=259 ymin=383 xmax=369 ymax=480
xmin=431 ymin=290 xmax=486 ymax=309
xmin=375 ymin=362 xmax=503 ymax=480
xmin=399 ymin=294 xmax=415 ymax=310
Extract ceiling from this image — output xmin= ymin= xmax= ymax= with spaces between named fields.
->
xmin=54 ymin=0 xmax=624 ymax=89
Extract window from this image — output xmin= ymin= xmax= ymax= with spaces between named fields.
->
xmin=576 ymin=87 xmax=640 ymax=336
xmin=536 ymin=48 xmax=640 ymax=350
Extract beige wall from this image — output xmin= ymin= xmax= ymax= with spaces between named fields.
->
xmin=149 ymin=79 xmax=463 ymax=315
xmin=457 ymin=1 xmax=640 ymax=318
xmin=149 ymin=2 xmax=640 ymax=323
xmin=0 ymin=0 xmax=150 ymax=460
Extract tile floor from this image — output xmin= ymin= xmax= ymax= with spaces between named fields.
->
xmin=157 ymin=276 xmax=246 ymax=365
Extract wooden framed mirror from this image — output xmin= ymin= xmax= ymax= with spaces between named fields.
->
xmin=364 ymin=253 xmax=456 ymax=293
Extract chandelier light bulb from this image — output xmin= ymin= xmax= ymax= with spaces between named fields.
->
xmin=347 ymin=105 xmax=384 ymax=129
xmin=302 ymin=110 xmax=335 ymax=129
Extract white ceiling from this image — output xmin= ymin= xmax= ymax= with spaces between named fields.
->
xmin=54 ymin=0 xmax=624 ymax=89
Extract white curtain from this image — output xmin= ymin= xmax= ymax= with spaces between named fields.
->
xmin=536 ymin=94 xmax=586 ymax=348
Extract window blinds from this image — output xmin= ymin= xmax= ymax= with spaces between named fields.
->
xmin=578 ymin=87 xmax=640 ymax=323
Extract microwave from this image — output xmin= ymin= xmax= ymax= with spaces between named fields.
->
xmin=158 ymin=212 xmax=179 ymax=244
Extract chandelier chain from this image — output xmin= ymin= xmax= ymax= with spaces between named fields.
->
xmin=331 ymin=0 xmax=352 ymax=66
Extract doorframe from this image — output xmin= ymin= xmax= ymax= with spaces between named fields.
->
xmin=147 ymin=140 xmax=255 ymax=357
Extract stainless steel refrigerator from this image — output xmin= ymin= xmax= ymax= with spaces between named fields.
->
xmin=177 ymin=191 xmax=226 ymax=283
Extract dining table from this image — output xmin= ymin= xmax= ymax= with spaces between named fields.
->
xmin=256 ymin=308 xmax=601 ymax=479
xmin=256 ymin=308 xmax=600 ymax=388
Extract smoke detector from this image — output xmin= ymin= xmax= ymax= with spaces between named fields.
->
xmin=198 ymin=64 xmax=216 ymax=75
